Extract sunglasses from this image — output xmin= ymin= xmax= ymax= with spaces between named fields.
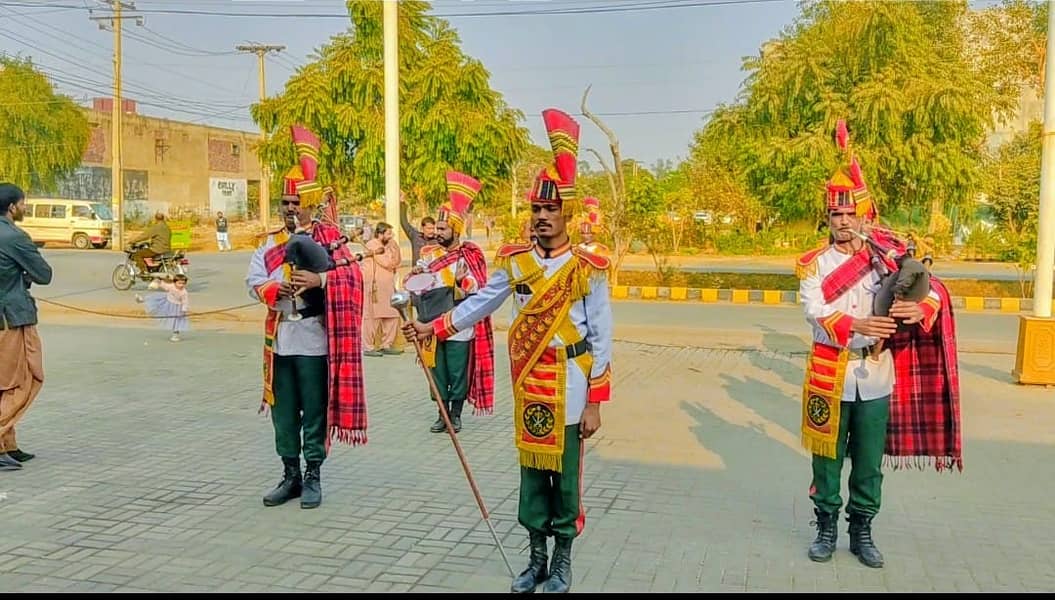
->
xmin=281 ymin=199 xmax=301 ymax=206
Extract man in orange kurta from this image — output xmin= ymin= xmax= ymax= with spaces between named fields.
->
xmin=361 ymin=222 xmax=402 ymax=356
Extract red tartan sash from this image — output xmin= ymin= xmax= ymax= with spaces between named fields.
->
xmin=821 ymin=249 xmax=872 ymax=303
xmin=264 ymin=242 xmax=288 ymax=274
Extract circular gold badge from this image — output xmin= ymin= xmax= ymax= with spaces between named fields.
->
xmin=523 ymin=403 xmax=556 ymax=438
xmin=807 ymin=395 xmax=830 ymax=427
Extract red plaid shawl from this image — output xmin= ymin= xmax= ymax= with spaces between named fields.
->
xmin=314 ymin=222 xmax=368 ymax=446
xmin=884 ymin=277 xmax=962 ymax=471
xmin=425 ymin=241 xmax=496 ymax=415
xmin=262 ymin=224 xmax=368 ymax=447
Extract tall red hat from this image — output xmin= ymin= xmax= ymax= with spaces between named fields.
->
xmin=529 ymin=109 xmax=580 ymax=215
xmin=283 ymin=125 xmax=324 ymax=206
xmin=580 ymin=196 xmax=600 ymax=234
xmin=439 ymin=170 xmax=481 ymax=235
xmin=826 ymin=119 xmax=875 ymax=219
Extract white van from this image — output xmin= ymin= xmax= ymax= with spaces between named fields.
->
xmin=21 ymin=198 xmax=114 ymax=249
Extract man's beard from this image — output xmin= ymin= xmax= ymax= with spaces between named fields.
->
xmin=439 ymin=235 xmax=455 ymax=248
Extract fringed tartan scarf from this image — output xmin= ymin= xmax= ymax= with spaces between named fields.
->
xmin=314 ymin=222 xmax=369 ymax=447
xmin=423 ymin=242 xmax=496 ymax=415
xmin=884 ymin=277 xmax=963 ymax=471
xmin=260 ymin=223 xmax=368 ymax=448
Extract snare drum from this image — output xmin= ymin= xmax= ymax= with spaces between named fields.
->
xmin=403 ymin=272 xmax=436 ymax=295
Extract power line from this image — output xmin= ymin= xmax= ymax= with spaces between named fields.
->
xmin=0 ymin=0 xmax=786 ymax=19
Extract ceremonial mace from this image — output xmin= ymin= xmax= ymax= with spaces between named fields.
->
xmin=390 ymin=291 xmax=516 ymax=578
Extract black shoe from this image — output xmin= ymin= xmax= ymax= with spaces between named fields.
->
xmin=301 ymin=461 xmax=322 ymax=509
xmin=848 ymin=512 xmax=884 ymax=568
xmin=510 ymin=532 xmax=548 ymax=593
xmin=0 ymin=453 xmax=22 ymax=471
xmin=807 ymin=508 xmax=838 ymax=562
xmin=429 ymin=417 xmax=447 ymax=433
xmin=8 ymin=449 xmax=34 ymax=462
xmin=262 ymin=457 xmax=301 ymax=506
xmin=451 ymin=415 xmax=462 ymax=433
xmin=542 ymin=536 xmax=573 ymax=593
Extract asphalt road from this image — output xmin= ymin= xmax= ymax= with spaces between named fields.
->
xmin=34 ymin=248 xmax=1023 ymax=356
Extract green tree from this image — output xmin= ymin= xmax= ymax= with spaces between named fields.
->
xmin=699 ymin=0 xmax=1012 ymax=233
xmin=252 ymin=0 xmax=528 ymax=212
xmin=984 ymin=120 xmax=1040 ymax=237
xmin=0 ymin=57 xmax=90 ymax=192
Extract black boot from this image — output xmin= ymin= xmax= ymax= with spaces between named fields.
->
xmin=510 ymin=532 xmax=548 ymax=593
xmin=430 ymin=410 xmax=447 ymax=433
xmin=301 ymin=461 xmax=322 ymax=509
xmin=8 ymin=449 xmax=35 ymax=462
xmin=848 ymin=512 xmax=884 ymax=568
xmin=263 ymin=457 xmax=301 ymax=507
xmin=542 ymin=536 xmax=573 ymax=593
xmin=807 ymin=508 xmax=838 ymax=562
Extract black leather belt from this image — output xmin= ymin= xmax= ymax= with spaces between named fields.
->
xmin=566 ymin=339 xmax=592 ymax=359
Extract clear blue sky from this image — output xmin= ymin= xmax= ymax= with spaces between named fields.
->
xmin=0 ymin=0 xmax=981 ymax=169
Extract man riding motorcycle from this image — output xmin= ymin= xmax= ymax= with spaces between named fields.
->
xmin=130 ymin=211 xmax=172 ymax=273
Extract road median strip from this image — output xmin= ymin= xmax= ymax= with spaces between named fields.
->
xmin=610 ymin=285 xmax=1031 ymax=313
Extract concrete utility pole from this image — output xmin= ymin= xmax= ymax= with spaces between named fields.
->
xmin=383 ymin=0 xmax=401 ymax=244
xmin=236 ymin=44 xmax=285 ymax=229
xmin=90 ymin=1 xmax=142 ymax=251
xmin=1013 ymin=1 xmax=1055 ymax=385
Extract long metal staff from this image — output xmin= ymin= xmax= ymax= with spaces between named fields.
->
xmin=390 ymin=291 xmax=516 ymax=578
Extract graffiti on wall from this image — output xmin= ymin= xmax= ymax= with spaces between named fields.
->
xmin=51 ymin=167 xmax=149 ymax=203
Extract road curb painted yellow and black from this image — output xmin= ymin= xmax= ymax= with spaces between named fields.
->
xmin=609 ymin=285 xmax=1031 ymax=313
xmin=36 ymin=287 xmax=1029 ymax=324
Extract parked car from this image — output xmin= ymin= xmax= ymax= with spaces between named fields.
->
xmin=21 ymin=198 xmax=113 ymax=249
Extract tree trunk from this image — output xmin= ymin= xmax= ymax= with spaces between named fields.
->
xmin=582 ymin=85 xmax=627 ymax=286
xmin=588 ymin=148 xmax=624 ymax=286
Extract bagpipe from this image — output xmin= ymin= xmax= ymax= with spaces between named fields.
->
xmin=283 ymin=202 xmax=381 ymax=321
xmin=284 ymin=202 xmax=379 ymax=274
xmin=854 ymin=226 xmax=931 ymax=326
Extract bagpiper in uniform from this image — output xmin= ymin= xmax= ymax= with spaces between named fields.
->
xmin=404 ymin=108 xmax=613 ymax=594
xmin=245 ymin=125 xmax=369 ymax=510
xmin=408 ymin=171 xmax=496 ymax=434
xmin=797 ymin=120 xmax=961 ymax=568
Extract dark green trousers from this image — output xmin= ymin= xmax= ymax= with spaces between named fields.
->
xmin=519 ymin=424 xmax=583 ymax=540
xmin=429 ymin=340 xmax=470 ymax=417
xmin=810 ymin=394 xmax=890 ymax=517
xmin=271 ymin=355 xmax=328 ymax=464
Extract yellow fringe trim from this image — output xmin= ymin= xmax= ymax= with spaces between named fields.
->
xmin=519 ymin=450 xmax=564 ymax=473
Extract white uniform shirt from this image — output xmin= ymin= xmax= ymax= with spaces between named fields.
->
xmin=437 ymin=246 xmax=613 ymax=425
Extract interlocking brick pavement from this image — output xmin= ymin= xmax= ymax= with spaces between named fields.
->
xmin=0 ymin=322 xmax=1053 ymax=592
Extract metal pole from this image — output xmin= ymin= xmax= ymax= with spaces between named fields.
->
xmin=257 ymin=51 xmax=270 ymax=230
xmin=237 ymin=44 xmax=284 ymax=227
xmin=390 ymin=294 xmax=515 ymax=578
xmin=383 ymin=0 xmax=401 ymax=245
xmin=111 ymin=1 xmax=123 ymax=250
xmin=1034 ymin=1 xmax=1055 ymax=318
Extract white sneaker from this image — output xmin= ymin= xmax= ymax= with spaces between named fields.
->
xmin=169 ymin=334 xmax=181 ymax=342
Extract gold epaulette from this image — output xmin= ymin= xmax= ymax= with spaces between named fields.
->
xmin=795 ymin=244 xmax=827 ymax=280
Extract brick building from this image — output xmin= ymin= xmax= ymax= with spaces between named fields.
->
xmin=47 ymin=98 xmax=263 ymax=222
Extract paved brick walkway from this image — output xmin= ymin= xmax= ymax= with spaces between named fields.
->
xmin=1 ymin=322 xmax=1053 ymax=592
